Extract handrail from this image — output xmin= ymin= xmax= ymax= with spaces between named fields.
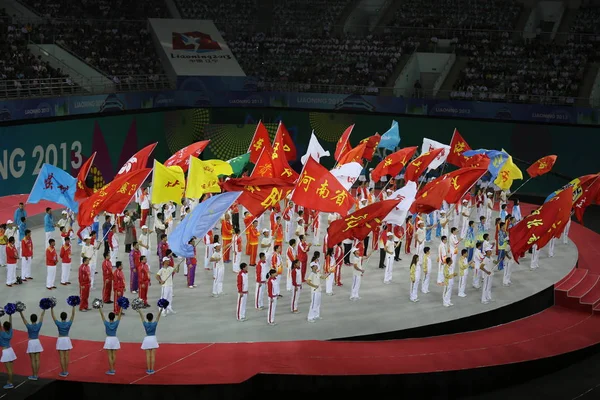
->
xmin=432 ymin=53 xmax=456 ymax=97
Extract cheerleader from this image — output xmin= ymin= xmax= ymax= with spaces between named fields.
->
xmin=19 ymin=310 xmax=45 ymax=380
xmin=51 ymin=306 xmax=75 ymax=377
xmin=98 ymin=308 xmax=122 ymax=375
xmin=0 ymin=314 xmax=15 ymax=389
xmin=137 ymin=309 xmax=161 ymax=374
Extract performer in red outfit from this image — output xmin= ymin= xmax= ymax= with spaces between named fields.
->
xmin=113 ymin=261 xmax=126 ymax=313
xmin=404 ymin=216 xmax=414 ymax=254
xmin=78 ymin=257 xmax=91 ymax=311
xmin=221 ymin=214 xmax=233 ymax=262
xmin=102 ymin=253 xmax=113 ymax=303
xmin=139 ymin=255 xmax=151 ymax=306
xmin=334 ymin=243 xmax=344 ymax=286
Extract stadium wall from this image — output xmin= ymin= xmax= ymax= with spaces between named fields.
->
xmin=0 ymin=107 xmax=598 ymax=197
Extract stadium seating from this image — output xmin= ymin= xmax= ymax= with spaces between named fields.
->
xmin=20 ymin=0 xmax=169 ymax=20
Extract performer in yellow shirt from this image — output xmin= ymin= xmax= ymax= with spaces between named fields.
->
xmin=442 ymin=257 xmax=458 ymax=307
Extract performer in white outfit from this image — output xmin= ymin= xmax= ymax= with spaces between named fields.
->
xmin=442 ymin=257 xmax=457 ymax=307
xmin=324 ymin=248 xmax=335 ymax=295
xmin=203 ymin=233 xmax=214 ymax=270
xmin=409 ymin=255 xmax=420 ymax=302
xmin=236 ymin=263 xmax=249 ymax=321
xmin=210 ymin=243 xmax=225 ymax=297
xmin=480 ymin=244 xmax=497 ymax=304
xmin=81 ymin=236 xmax=98 ymax=288
xmin=457 ymin=249 xmax=471 ymax=297
xmin=548 ymin=237 xmax=556 ymax=258
xmin=260 ymin=229 xmax=273 ymax=268
xmin=232 ymin=229 xmax=242 ymax=273
xmin=484 ymin=192 xmax=494 ymax=230
xmin=255 ymin=253 xmax=267 ymax=310
xmin=460 ymin=200 xmax=471 ymax=238
xmin=562 ymin=215 xmax=572 ymax=244
xmin=439 ymin=211 xmax=448 ymax=237
xmin=156 ymin=257 xmax=177 ymax=316
xmin=137 ymin=309 xmax=161 ymax=375
xmin=421 ymin=247 xmax=432 ymax=293
xmin=138 ymin=226 xmax=152 ymax=264
xmin=306 ymin=258 xmax=326 ymax=322
xmin=530 ymin=244 xmax=539 ymax=270
xmin=502 ymin=244 xmax=514 ymax=286
xmin=415 ymin=221 xmax=426 ymax=256
xmin=383 ymin=232 xmax=395 ymax=284
xmin=449 ymin=227 xmax=460 ymax=266
xmin=437 ymin=236 xmax=448 ymax=285
xmin=349 ymin=248 xmax=364 ymax=300
xmin=472 ymin=242 xmax=484 ymax=289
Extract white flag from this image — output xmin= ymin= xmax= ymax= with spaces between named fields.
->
xmin=422 ymin=138 xmax=450 ymax=170
xmin=331 ymin=162 xmax=362 ymax=191
xmin=383 ymin=181 xmax=418 ymax=226
xmin=301 ymin=131 xmax=330 ymax=164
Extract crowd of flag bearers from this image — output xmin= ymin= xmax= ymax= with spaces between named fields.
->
xmin=1 ymin=121 xmax=598 ymax=386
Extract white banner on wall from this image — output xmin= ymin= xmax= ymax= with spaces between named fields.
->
xmin=148 ymin=18 xmax=246 ymax=77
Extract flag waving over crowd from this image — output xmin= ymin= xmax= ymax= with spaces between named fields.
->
xmin=272 ymin=124 xmax=299 ymax=181
xmin=251 ymin=147 xmax=275 ymax=178
xmin=301 ymin=131 xmax=330 ymax=164
xmin=527 ymin=155 xmax=557 ymax=178
xmin=164 ymin=140 xmax=210 ymax=172
xmin=383 ymin=181 xmax=418 ymax=226
xmin=274 ymin=122 xmax=297 ymax=161
xmin=438 ymin=165 xmax=489 ymax=204
xmin=186 ymin=157 xmax=221 ymax=199
xmin=222 ymin=177 xmax=295 ymax=218
xmin=463 ymin=149 xmax=508 ymax=179
xmin=28 ymin=164 xmax=79 ymax=212
xmin=421 ymin=138 xmax=450 ymax=170
xmin=574 ymin=176 xmax=600 ymax=223
xmin=248 ymin=121 xmax=271 ymax=164
xmin=378 ymin=120 xmax=400 ymax=151
xmin=338 ymin=142 xmax=366 ymax=166
xmin=404 ymin=148 xmax=444 ymax=182
xmin=370 ymin=146 xmax=418 ymax=183
xmin=74 ymin=152 xmax=96 ymax=200
xmin=226 ymin=152 xmax=251 ymax=176
xmin=545 ymin=174 xmax=598 ymax=203
xmin=447 ymin=129 xmax=472 ymax=167
xmin=151 ymin=160 xmax=186 ymax=204
xmin=117 ymin=143 xmax=156 ymax=176
xmin=331 ymin=162 xmax=364 ymax=191
xmin=335 ymin=124 xmax=354 ymax=161
xmin=493 ymin=155 xmax=523 ymax=191
xmin=413 ymin=178 xmax=452 ymax=214
xmin=359 ymin=134 xmax=381 ymax=161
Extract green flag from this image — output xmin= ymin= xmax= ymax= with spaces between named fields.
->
xmin=227 ymin=152 xmax=251 ymax=176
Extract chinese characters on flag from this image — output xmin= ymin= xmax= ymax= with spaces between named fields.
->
xmin=446 ymin=129 xmax=473 ymax=167
xmin=359 ymin=134 xmax=381 ymax=161
xmin=164 ymin=140 xmax=210 ymax=172
xmin=574 ymin=176 xmax=600 ymax=223
xmin=291 ymin=157 xmax=354 ymax=215
xmin=404 ymin=148 xmax=444 ymax=182
xmin=439 ymin=165 xmax=489 ymax=204
xmin=272 ymin=123 xmax=299 ymax=181
xmin=338 ymin=142 xmax=367 ymax=166
xmin=370 ymin=146 xmax=418 ymax=183
xmin=334 ymin=124 xmax=354 ymax=161
xmin=526 ymin=155 xmax=557 ymax=178
xmin=250 ymin=146 xmax=275 ymax=178
xmin=273 ymin=122 xmax=297 ymax=162
xmin=74 ymin=152 xmax=96 ymax=200
xmin=412 ymin=178 xmax=452 ymax=214
xmin=221 ymin=177 xmax=295 ymax=218
xmin=248 ymin=121 xmax=271 ymax=164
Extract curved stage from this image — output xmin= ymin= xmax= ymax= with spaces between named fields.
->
xmin=0 ymin=198 xmax=598 ymax=398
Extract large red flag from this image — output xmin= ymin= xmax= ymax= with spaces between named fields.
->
xmin=446 ymin=129 xmax=472 ymax=167
xmin=335 ymin=124 xmax=354 ymax=161
xmin=116 ymin=143 xmax=157 ymax=176
xmin=327 ymin=200 xmax=400 ymax=246
xmin=371 ymin=147 xmax=418 ymax=183
xmin=359 ymin=134 xmax=381 ymax=161
xmin=338 ymin=142 xmax=367 ymax=166
xmin=274 ymin=122 xmax=297 ymax=161
xmin=464 ymin=153 xmax=489 ymax=168
xmin=291 ymin=157 xmax=354 ymax=215
xmin=404 ymin=148 xmax=445 ymax=182
xmin=412 ymin=178 xmax=452 ymax=214
xmin=222 ymin=177 xmax=295 ymax=218
xmin=509 ymin=187 xmax=573 ymax=263
xmin=574 ymin=176 xmax=600 ymax=223
xmin=78 ymin=168 xmax=152 ymax=228
xmin=75 ymin=152 xmax=96 ymax=201
xmin=164 ymin=140 xmax=210 ymax=172
xmin=439 ymin=165 xmax=489 ymax=204
xmin=526 ymin=155 xmax=557 ymax=178
xmin=248 ymin=121 xmax=271 ymax=164
xmin=272 ymin=123 xmax=299 ymax=181
xmin=250 ymin=147 xmax=275 ymax=178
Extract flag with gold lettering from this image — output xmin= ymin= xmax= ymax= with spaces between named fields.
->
xmin=335 ymin=124 xmax=354 ymax=161
xmin=186 ymin=157 xmax=221 ymax=199
xmin=78 ymin=168 xmax=151 ymax=228
xmin=151 ymin=160 xmax=186 ymax=204
xmin=164 ymin=140 xmax=210 ymax=172
xmin=446 ymin=129 xmax=472 ymax=167
xmin=274 ymin=122 xmax=297 ymax=161
xmin=463 ymin=149 xmax=508 ymax=179
xmin=291 ymin=157 xmax=354 ymax=215
xmin=338 ymin=142 xmax=367 ymax=166
xmin=359 ymin=134 xmax=381 ymax=161
xmin=574 ymin=176 xmax=600 ymax=223
xmin=75 ymin=152 xmax=96 ymax=200
xmin=272 ymin=123 xmax=299 ymax=181
xmin=221 ymin=177 xmax=295 ymax=218
xmin=437 ymin=165 xmax=489 ymax=204
xmin=371 ymin=146 xmax=418 ymax=183
xmin=526 ymin=155 xmax=557 ymax=178
xmin=412 ymin=177 xmax=452 ymax=214
xmin=248 ymin=121 xmax=271 ymax=164
xmin=251 ymin=147 xmax=275 ymax=178
xmin=509 ymin=187 xmax=573 ymax=263
xmin=327 ymin=199 xmax=401 ymax=246
xmin=463 ymin=153 xmax=489 ymax=168
xmin=493 ymin=155 xmax=523 ymax=191
xmin=545 ymin=174 xmax=598 ymax=203
xmin=404 ymin=148 xmax=445 ymax=182
xmin=116 ymin=143 xmax=157 ymax=176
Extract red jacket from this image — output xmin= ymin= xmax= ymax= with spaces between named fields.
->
xmin=256 ymin=260 xmax=266 ymax=283
xmin=6 ymin=244 xmax=18 ymax=264
xmin=291 ymin=268 xmax=302 ymax=287
xmin=46 ymin=247 xmax=58 ymax=266
xmin=113 ymin=269 xmax=126 ymax=290
xmin=267 ymin=277 xmax=277 ymax=298
xmin=59 ymin=244 xmax=72 ymax=263
xmin=102 ymin=260 xmax=113 ymax=281
xmin=21 ymin=237 xmax=33 ymax=258
xmin=140 ymin=263 xmax=151 ymax=284
xmin=79 ymin=264 xmax=91 ymax=286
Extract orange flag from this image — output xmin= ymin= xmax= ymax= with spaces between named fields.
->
xmin=338 ymin=142 xmax=367 ymax=166
xmin=359 ymin=134 xmax=381 ymax=161
xmin=412 ymin=178 xmax=452 ymax=214
xmin=526 ymin=155 xmax=557 ymax=178
xmin=437 ymin=165 xmax=489 ymax=204
xmin=335 ymin=124 xmax=354 ymax=161
xmin=404 ymin=148 xmax=445 ymax=182
xmin=250 ymin=146 xmax=275 ymax=178
xmin=292 ymin=157 xmax=354 ymax=215
xmin=371 ymin=147 xmax=418 ymax=183
xmin=75 ymin=152 xmax=96 ymax=201
xmin=274 ymin=122 xmax=297 ymax=161
xmin=446 ymin=129 xmax=472 ymax=167
xmin=248 ymin=121 xmax=271 ymax=164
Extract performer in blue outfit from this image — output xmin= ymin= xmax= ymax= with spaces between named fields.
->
xmin=138 ymin=309 xmax=162 ymax=374
xmin=99 ymin=307 xmax=122 ymax=375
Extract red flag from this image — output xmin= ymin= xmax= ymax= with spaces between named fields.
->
xmin=327 ymin=200 xmax=400 ymax=246
xmin=574 ymin=176 xmax=600 ymax=223
xmin=509 ymin=187 xmax=573 ymax=263
xmin=404 ymin=148 xmax=445 ymax=182
xmin=412 ymin=178 xmax=452 ymax=214
xmin=250 ymin=147 xmax=275 ymax=178
xmin=526 ymin=155 xmax=557 ymax=178
xmin=248 ymin=121 xmax=271 ymax=164
xmin=335 ymin=124 xmax=354 ymax=161
xmin=464 ymin=153 xmax=489 ymax=168
xmin=446 ymin=129 xmax=472 ymax=167
xmin=371 ymin=147 xmax=418 ymax=183
xmin=222 ymin=177 xmax=295 ymax=218
xmin=75 ymin=152 xmax=96 ymax=201
xmin=78 ymin=168 xmax=152 ymax=228
xmin=438 ymin=165 xmax=489 ymax=204
xmin=292 ymin=157 xmax=353 ymax=215
xmin=271 ymin=123 xmax=299 ymax=181
xmin=338 ymin=142 xmax=367 ymax=166
xmin=164 ymin=140 xmax=210 ymax=172
xmin=116 ymin=143 xmax=157 ymax=176
xmin=359 ymin=134 xmax=381 ymax=161
xmin=274 ymin=122 xmax=297 ymax=161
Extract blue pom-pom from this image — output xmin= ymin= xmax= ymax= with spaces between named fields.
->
xmin=117 ymin=296 xmax=130 ymax=310
xmin=66 ymin=296 xmax=81 ymax=307
xmin=157 ymin=298 xmax=170 ymax=309
xmin=4 ymin=303 xmax=16 ymax=315
xmin=39 ymin=298 xmax=52 ymax=310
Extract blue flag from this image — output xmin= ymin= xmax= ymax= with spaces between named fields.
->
xmin=27 ymin=164 xmax=79 ymax=212
xmin=378 ymin=120 xmax=400 ymax=151
xmin=463 ymin=149 xmax=508 ymax=179
xmin=168 ymin=191 xmax=242 ymax=257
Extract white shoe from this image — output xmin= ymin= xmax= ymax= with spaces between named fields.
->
xmin=161 ymin=311 xmax=167 ymax=317
xmin=458 ymin=294 xmax=466 ymax=298
xmin=238 ymin=318 xmax=246 ymax=322
xmin=443 ymin=303 xmax=451 ymax=307
xmin=268 ymin=322 xmax=277 ymax=326
xmin=307 ymin=319 xmax=316 ymax=323
xmin=167 ymin=310 xmax=176 ymax=314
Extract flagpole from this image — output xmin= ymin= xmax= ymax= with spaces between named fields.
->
xmin=25 ymin=166 xmax=45 ymax=205
xmin=507 ymin=177 xmax=533 ymax=199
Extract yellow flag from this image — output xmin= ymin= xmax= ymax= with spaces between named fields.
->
xmin=186 ymin=157 xmax=221 ymax=199
xmin=207 ymin=159 xmax=234 ymax=176
xmin=493 ymin=155 xmax=523 ymax=190
xmin=151 ymin=160 xmax=186 ymax=204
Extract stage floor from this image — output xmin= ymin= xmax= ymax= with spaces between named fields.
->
xmin=0 ymin=212 xmax=576 ymax=343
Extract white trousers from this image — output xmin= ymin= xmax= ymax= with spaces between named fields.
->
xmin=460 ymin=217 xmax=469 ymax=238
xmin=307 ymin=291 xmax=321 ymax=321
xmin=286 ymin=266 xmax=292 ymax=291
xmin=458 ymin=273 xmax=468 ymax=296
xmin=350 ymin=275 xmax=361 ymax=299
xmin=530 ymin=245 xmax=539 ymax=269
xmin=443 ymin=279 xmax=454 ymax=306
xmin=90 ymin=261 xmax=97 ymax=288
xmin=285 ymin=221 xmax=293 ymax=242
xmin=61 ymin=262 xmax=71 ymax=284
xmin=183 ymin=263 xmax=188 ymax=276
xmin=312 ymin=226 xmax=321 ymax=246
xmin=503 ymin=261 xmax=513 ymax=285
xmin=383 ymin=254 xmax=394 ymax=283
xmin=46 ymin=265 xmax=57 ymax=288
xmin=436 ymin=262 xmax=444 ymax=284
xmin=481 ymin=273 xmax=493 ymax=303
xmin=45 ymin=232 xmax=53 ymax=245
xmin=233 ymin=251 xmax=241 ymax=273
xmin=212 ymin=267 xmax=224 ymax=295
xmin=291 ymin=286 xmax=301 ymax=311
xmin=236 ymin=293 xmax=247 ymax=320
xmin=485 ymin=209 xmax=492 ymax=229
xmin=325 ymin=273 xmax=334 ymax=294
xmin=563 ymin=220 xmax=571 ymax=244
xmin=110 ymin=248 xmax=118 ymax=265
xmin=0 ymin=245 xmax=6 ymax=266
xmin=548 ymin=238 xmax=555 ymax=257
xmin=410 ymin=268 xmax=421 ymax=301
xmin=416 ymin=242 xmax=424 ymax=257
xmin=268 ymin=297 xmax=277 ymax=324
xmin=160 ymin=286 xmax=174 ymax=312
xmin=421 ymin=268 xmax=430 ymax=293
xmin=6 ymin=263 xmax=16 ymax=285
xmin=255 ymin=282 xmax=265 ymax=309
xmin=472 ymin=268 xmax=481 ymax=288
xmin=21 ymin=257 xmax=32 ymax=279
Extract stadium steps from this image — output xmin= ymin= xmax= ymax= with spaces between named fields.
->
xmin=555 ymin=268 xmax=588 ymax=292
xmin=555 ymin=7 xmax=578 ymax=45
xmin=576 ymin=63 xmax=599 ymax=106
xmin=380 ymin=53 xmax=411 ymax=96
xmin=554 ymin=269 xmax=600 ymax=313
xmin=436 ymin=56 xmax=468 ymax=99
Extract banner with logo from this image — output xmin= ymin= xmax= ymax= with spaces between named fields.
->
xmin=148 ymin=18 xmax=246 ymax=77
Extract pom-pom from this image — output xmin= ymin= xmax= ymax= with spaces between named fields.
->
xmin=92 ymin=298 xmax=103 ymax=309
xmin=66 ymin=296 xmax=81 ymax=307
xmin=49 ymin=297 xmax=57 ymax=308
xmin=4 ymin=303 xmax=16 ymax=315
xmin=131 ymin=298 xmax=144 ymax=311
xmin=39 ymin=298 xmax=52 ymax=310
xmin=15 ymin=301 xmax=26 ymax=313
xmin=157 ymin=298 xmax=170 ymax=309
xmin=117 ymin=296 xmax=130 ymax=310
xmin=0 ymin=309 xmax=4 ymax=318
